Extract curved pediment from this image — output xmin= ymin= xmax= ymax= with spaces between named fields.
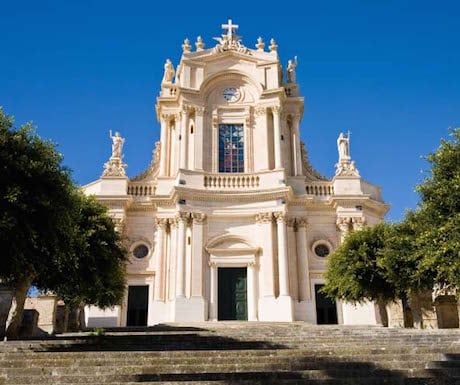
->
xmin=205 ymin=233 xmax=259 ymax=254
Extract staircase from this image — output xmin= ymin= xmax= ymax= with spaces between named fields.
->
xmin=1 ymin=322 xmax=460 ymax=384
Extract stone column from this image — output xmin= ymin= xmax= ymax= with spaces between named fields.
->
xmin=274 ymin=212 xmax=289 ymax=297
xmin=255 ymin=213 xmax=275 ymax=298
xmin=154 ymin=218 xmax=168 ymax=302
xmin=272 ymin=106 xmax=282 ymax=169
xmin=209 ymin=262 xmax=218 ymax=321
xmin=191 ymin=213 xmax=206 ymax=297
xmin=179 ymin=108 xmax=188 ymax=169
xmin=254 ymin=107 xmax=269 ymax=170
xmin=159 ymin=115 xmax=169 ymax=176
xmin=168 ymin=218 xmax=178 ymax=301
xmin=337 ymin=217 xmax=351 ymax=243
xmin=247 ymin=262 xmax=258 ymax=321
xmin=296 ymin=218 xmax=310 ymax=300
xmin=175 ymin=212 xmax=188 ymax=298
xmin=194 ymin=108 xmax=204 ymax=170
xmin=292 ymin=113 xmax=302 ymax=176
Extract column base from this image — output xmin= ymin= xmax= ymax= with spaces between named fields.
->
xmin=293 ymin=300 xmax=316 ymax=323
xmin=258 ymin=296 xmax=293 ymax=321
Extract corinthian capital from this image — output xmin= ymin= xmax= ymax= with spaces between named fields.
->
xmin=271 ymin=105 xmax=282 ymax=115
xmin=155 ymin=217 xmax=169 ymax=229
xmin=273 ymin=211 xmax=286 ymax=223
xmin=176 ymin=211 xmax=190 ymax=223
xmin=255 ymin=212 xmax=273 ymax=224
xmin=192 ymin=212 xmax=207 ymax=224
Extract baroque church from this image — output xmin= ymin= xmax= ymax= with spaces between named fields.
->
xmin=83 ymin=20 xmax=389 ymax=327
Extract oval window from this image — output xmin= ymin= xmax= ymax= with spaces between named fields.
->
xmin=314 ymin=244 xmax=330 ymax=258
xmin=133 ymin=244 xmax=149 ymax=259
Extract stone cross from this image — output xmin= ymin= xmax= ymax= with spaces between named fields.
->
xmin=222 ymin=19 xmax=239 ymax=41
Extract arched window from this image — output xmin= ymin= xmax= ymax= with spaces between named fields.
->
xmin=218 ymin=124 xmax=244 ymax=173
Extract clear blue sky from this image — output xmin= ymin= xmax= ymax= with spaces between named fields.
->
xmin=2 ymin=1 xmax=459 ymax=221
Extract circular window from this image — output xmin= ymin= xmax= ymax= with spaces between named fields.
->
xmin=132 ymin=244 xmax=149 ymax=259
xmin=314 ymin=244 xmax=330 ymax=258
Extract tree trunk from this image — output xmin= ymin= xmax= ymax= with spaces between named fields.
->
xmin=375 ymin=298 xmax=389 ymax=327
xmin=5 ymin=278 xmax=32 ymax=340
xmin=0 ymin=284 xmax=14 ymax=339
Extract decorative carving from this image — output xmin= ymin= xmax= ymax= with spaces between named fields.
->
xmin=286 ymin=217 xmax=296 ymax=227
xmin=297 ymin=218 xmax=308 ymax=228
xmin=155 ymin=217 xmax=169 ymax=229
xmin=176 ymin=211 xmax=190 ymax=223
xmin=162 ymin=59 xmax=175 ymax=84
xmin=335 ymin=160 xmax=360 ymax=177
xmin=255 ymin=212 xmax=273 ymax=224
xmin=273 ymin=211 xmax=286 ymax=223
xmin=352 ymin=217 xmax=366 ymax=230
xmin=195 ymin=36 xmax=205 ymax=51
xmin=182 ymin=38 xmax=192 ymax=53
xmin=212 ymin=116 xmax=218 ymax=129
xmin=247 ymin=261 xmax=257 ymax=268
xmin=169 ymin=218 xmax=178 ymax=229
xmin=336 ymin=217 xmax=352 ymax=234
xmin=254 ymin=106 xmax=266 ymax=117
xmin=255 ymin=37 xmax=265 ymax=51
xmin=301 ymin=141 xmax=328 ymax=181
xmin=269 ymin=38 xmax=278 ymax=52
xmin=195 ymin=106 xmax=205 ymax=116
xmin=131 ymin=141 xmax=160 ymax=181
xmin=212 ymin=19 xmax=251 ymax=55
xmin=271 ymin=105 xmax=282 ymax=115
xmin=208 ymin=261 xmax=217 ymax=268
xmin=286 ymin=56 xmax=298 ymax=83
xmin=192 ymin=212 xmax=206 ymax=224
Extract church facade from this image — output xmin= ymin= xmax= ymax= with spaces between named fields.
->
xmin=83 ymin=20 xmax=389 ymax=327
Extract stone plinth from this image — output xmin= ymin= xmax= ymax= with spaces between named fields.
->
xmin=435 ymin=295 xmax=459 ymax=329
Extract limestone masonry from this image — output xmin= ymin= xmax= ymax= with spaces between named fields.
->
xmin=82 ymin=20 xmax=389 ymax=327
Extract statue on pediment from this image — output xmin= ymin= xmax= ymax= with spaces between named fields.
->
xmin=162 ymin=59 xmax=175 ymax=84
xmin=287 ymin=56 xmax=298 ymax=83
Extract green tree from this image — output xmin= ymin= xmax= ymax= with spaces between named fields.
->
xmin=323 ymin=223 xmax=396 ymax=306
xmin=413 ymin=127 xmax=460 ymax=292
xmin=0 ymin=109 xmax=126 ymax=338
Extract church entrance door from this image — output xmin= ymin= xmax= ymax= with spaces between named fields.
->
xmin=218 ymin=268 xmax=248 ymax=320
xmin=315 ymin=284 xmax=338 ymax=325
xmin=127 ymin=285 xmax=149 ymax=326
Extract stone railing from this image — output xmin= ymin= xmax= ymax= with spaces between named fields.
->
xmin=127 ymin=182 xmax=155 ymax=196
xmin=204 ymin=174 xmax=260 ymax=189
xmin=305 ymin=182 xmax=334 ymax=196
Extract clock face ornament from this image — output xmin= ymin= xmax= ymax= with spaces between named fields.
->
xmin=223 ymin=87 xmax=240 ymax=102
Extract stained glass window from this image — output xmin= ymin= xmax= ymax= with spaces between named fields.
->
xmin=218 ymin=124 xmax=244 ymax=173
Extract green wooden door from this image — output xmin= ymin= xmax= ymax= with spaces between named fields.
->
xmin=218 ymin=268 xmax=247 ymax=320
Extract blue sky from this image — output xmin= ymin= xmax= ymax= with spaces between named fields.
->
xmin=2 ymin=1 xmax=459 ymax=221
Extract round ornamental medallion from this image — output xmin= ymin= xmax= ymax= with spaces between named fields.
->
xmin=314 ymin=244 xmax=330 ymax=258
xmin=133 ymin=244 xmax=149 ymax=259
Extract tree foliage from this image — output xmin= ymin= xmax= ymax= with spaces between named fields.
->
xmin=0 ymin=108 xmax=127 ymax=337
xmin=323 ymin=223 xmax=397 ymax=304
xmin=413 ymin=128 xmax=460 ymax=291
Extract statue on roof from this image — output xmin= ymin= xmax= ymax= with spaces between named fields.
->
xmin=286 ymin=56 xmax=298 ymax=83
xmin=110 ymin=130 xmax=125 ymax=159
xmin=162 ymin=59 xmax=175 ymax=84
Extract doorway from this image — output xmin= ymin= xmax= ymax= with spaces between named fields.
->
xmin=315 ymin=284 xmax=338 ymax=325
xmin=218 ymin=267 xmax=247 ymax=320
xmin=126 ymin=285 xmax=149 ymax=326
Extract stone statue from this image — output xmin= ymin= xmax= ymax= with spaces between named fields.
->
xmin=286 ymin=56 xmax=298 ymax=83
xmin=337 ymin=132 xmax=350 ymax=161
xmin=109 ymin=130 xmax=125 ymax=158
xmin=162 ymin=59 xmax=175 ymax=83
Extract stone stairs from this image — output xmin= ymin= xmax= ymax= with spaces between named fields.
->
xmin=1 ymin=322 xmax=460 ymax=384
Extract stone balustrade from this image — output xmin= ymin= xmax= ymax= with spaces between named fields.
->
xmin=305 ymin=182 xmax=334 ymax=196
xmin=127 ymin=182 xmax=155 ymax=196
xmin=204 ymin=174 xmax=260 ymax=189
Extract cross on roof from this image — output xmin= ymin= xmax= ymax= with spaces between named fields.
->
xmin=222 ymin=19 xmax=239 ymax=41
